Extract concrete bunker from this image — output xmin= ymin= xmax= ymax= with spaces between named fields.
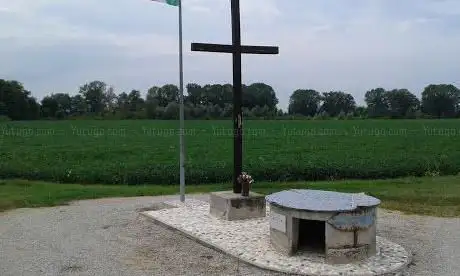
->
xmin=266 ymin=189 xmax=381 ymax=264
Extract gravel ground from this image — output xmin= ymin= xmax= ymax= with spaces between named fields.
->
xmin=0 ymin=194 xmax=459 ymax=276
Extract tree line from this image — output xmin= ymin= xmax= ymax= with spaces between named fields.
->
xmin=1 ymin=79 xmax=459 ymax=121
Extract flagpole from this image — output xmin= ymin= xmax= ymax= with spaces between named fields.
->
xmin=178 ymin=0 xmax=185 ymax=202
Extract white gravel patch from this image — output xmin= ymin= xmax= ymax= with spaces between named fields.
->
xmin=142 ymin=199 xmax=410 ymax=276
xmin=0 ymin=194 xmax=458 ymax=276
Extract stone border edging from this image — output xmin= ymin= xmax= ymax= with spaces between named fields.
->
xmin=140 ymin=201 xmax=411 ymax=276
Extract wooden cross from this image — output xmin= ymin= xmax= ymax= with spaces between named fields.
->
xmin=191 ymin=0 xmax=279 ymax=194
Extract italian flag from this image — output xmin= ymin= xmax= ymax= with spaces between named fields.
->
xmin=151 ymin=0 xmax=179 ymax=6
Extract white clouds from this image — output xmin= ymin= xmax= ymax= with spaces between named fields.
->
xmin=421 ymin=0 xmax=460 ymax=16
xmin=183 ymin=0 xmax=281 ymax=18
xmin=240 ymin=0 xmax=281 ymax=20
xmin=0 ymin=0 xmax=459 ymax=109
xmin=187 ymin=6 xmax=212 ymax=14
xmin=0 ymin=0 xmax=52 ymax=13
xmin=394 ymin=17 xmax=441 ymax=34
xmin=0 ymin=13 xmax=178 ymax=59
xmin=0 ymin=0 xmax=180 ymax=56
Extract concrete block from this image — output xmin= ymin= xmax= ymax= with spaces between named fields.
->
xmin=268 ymin=208 xmax=299 ymax=255
xmin=269 ymin=227 xmax=293 ymax=255
xmin=270 ymin=217 xmax=299 ymax=256
xmin=325 ymin=223 xmax=355 ymax=248
xmin=209 ymin=191 xmax=266 ymax=221
xmin=358 ymin=223 xmax=377 ymax=255
xmin=291 ymin=218 xmax=299 ymax=252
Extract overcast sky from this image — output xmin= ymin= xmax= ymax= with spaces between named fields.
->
xmin=1 ymin=0 xmax=459 ymax=110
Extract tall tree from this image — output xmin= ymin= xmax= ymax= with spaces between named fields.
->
xmin=386 ymin=89 xmax=420 ymax=118
xmin=145 ymin=87 xmax=160 ymax=119
xmin=244 ymin=83 xmax=279 ymax=110
xmin=148 ymin=84 xmax=179 ymax=107
xmin=288 ymin=89 xmax=321 ymax=116
xmin=202 ymin=84 xmax=224 ymax=107
xmin=70 ymin=95 xmax=86 ymax=116
xmin=354 ymin=106 xmax=368 ymax=118
xmin=0 ymin=79 xmax=39 ymax=120
xmin=78 ymin=81 xmax=107 ymax=115
xmin=421 ymin=84 xmax=460 ymax=118
xmin=221 ymin=84 xmax=234 ymax=107
xmin=320 ymin=91 xmax=356 ymax=117
xmin=365 ymin=88 xmax=390 ymax=118
xmin=40 ymin=93 xmax=71 ymax=118
xmin=39 ymin=96 xmax=58 ymax=118
xmin=103 ymin=86 xmax=118 ymax=114
xmin=127 ymin=90 xmax=144 ymax=112
xmin=25 ymin=96 xmax=40 ymax=120
xmin=161 ymin=84 xmax=179 ymax=105
xmin=0 ymin=102 xmax=7 ymax=117
xmin=116 ymin=92 xmax=129 ymax=115
xmin=186 ymin=83 xmax=203 ymax=105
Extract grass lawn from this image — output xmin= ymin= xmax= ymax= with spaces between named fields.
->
xmin=1 ymin=175 xmax=459 ymax=217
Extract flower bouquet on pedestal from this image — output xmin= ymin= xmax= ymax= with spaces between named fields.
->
xmin=237 ymin=172 xmax=254 ymax=197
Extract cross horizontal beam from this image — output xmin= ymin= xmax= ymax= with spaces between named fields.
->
xmin=191 ymin=43 xmax=279 ymax=55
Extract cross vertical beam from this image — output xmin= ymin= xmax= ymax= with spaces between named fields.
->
xmin=191 ymin=0 xmax=279 ymax=194
xmin=231 ymin=0 xmax=243 ymax=194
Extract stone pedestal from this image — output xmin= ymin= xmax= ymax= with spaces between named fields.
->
xmin=209 ymin=191 xmax=266 ymax=221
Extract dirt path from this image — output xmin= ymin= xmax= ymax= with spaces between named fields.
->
xmin=1 ymin=195 xmax=458 ymax=276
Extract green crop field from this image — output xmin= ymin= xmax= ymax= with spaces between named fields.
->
xmin=1 ymin=119 xmax=460 ymax=185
